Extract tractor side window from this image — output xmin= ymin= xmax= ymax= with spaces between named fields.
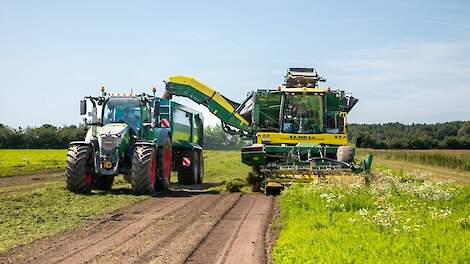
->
xmin=193 ymin=115 xmax=203 ymax=146
xmin=141 ymin=105 xmax=151 ymax=123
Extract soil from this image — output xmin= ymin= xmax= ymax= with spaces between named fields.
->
xmin=0 ymin=186 xmax=276 ymax=264
xmin=0 ymin=170 xmax=64 ymax=188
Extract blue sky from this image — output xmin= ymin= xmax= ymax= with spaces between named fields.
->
xmin=1 ymin=0 xmax=469 ymax=127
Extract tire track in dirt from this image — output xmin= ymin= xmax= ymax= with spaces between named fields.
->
xmin=186 ymin=194 xmax=274 ymax=264
xmin=0 ymin=171 xmax=63 ymax=189
xmin=0 ymin=191 xmax=275 ymax=264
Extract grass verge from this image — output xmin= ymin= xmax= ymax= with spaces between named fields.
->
xmin=0 ymin=149 xmax=66 ymax=177
xmin=202 ymin=150 xmax=251 ymax=192
xmin=273 ymin=169 xmax=470 ymax=263
xmin=358 ymin=149 xmax=470 ymax=172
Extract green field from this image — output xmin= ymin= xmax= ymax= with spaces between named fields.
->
xmin=0 ymin=149 xmax=67 ymax=177
xmin=273 ymin=168 xmax=470 ymax=263
xmin=358 ymin=149 xmax=470 ymax=172
xmin=0 ymin=149 xmax=246 ymax=253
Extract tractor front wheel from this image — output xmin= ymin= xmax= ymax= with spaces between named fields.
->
xmin=66 ymin=144 xmax=93 ymax=194
xmin=131 ymin=145 xmax=157 ymax=195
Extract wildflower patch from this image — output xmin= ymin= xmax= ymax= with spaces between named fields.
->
xmin=273 ymin=169 xmax=470 ymax=263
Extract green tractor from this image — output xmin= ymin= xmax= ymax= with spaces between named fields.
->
xmin=66 ymin=88 xmax=204 ymax=194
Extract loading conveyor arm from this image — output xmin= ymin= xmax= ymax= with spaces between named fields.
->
xmin=165 ymin=76 xmax=252 ymax=136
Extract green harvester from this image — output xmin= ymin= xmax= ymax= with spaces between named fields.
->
xmin=165 ymin=67 xmax=373 ymax=194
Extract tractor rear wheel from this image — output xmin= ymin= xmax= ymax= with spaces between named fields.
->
xmin=131 ymin=145 xmax=157 ymax=195
xmin=155 ymin=137 xmax=172 ymax=191
xmin=94 ymin=175 xmax=114 ymax=191
xmin=177 ymin=150 xmax=199 ymax=185
xmin=66 ymin=144 xmax=93 ymax=194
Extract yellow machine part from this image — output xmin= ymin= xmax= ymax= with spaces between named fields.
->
xmin=168 ymin=76 xmax=250 ymax=126
xmin=256 ymin=132 xmax=348 ymax=145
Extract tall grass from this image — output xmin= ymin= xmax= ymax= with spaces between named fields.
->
xmin=358 ymin=149 xmax=470 ymax=172
xmin=273 ymin=169 xmax=470 ymax=263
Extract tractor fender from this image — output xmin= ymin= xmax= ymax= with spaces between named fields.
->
xmin=69 ymin=141 xmax=91 ymax=147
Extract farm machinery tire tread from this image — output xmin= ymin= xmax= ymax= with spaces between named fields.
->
xmin=155 ymin=138 xmax=172 ymax=191
xmin=131 ymin=145 xmax=156 ymax=195
xmin=66 ymin=144 xmax=93 ymax=194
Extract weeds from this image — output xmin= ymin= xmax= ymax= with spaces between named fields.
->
xmin=358 ymin=149 xmax=470 ymax=172
xmin=273 ymin=168 xmax=470 ymax=263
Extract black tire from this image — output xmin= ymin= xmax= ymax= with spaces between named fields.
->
xmin=66 ymin=144 xmax=93 ymax=194
xmin=177 ymin=150 xmax=199 ymax=185
xmin=131 ymin=145 xmax=157 ymax=195
xmin=197 ymin=150 xmax=204 ymax=184
xmin=155 ymin=137 xmax=172 ymax=191
xmin=337 ymin=146 xmax=354 ymax=163
xmin=94 ymin=175 xmax=114 ymax=191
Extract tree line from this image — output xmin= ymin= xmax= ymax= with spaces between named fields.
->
xmin=350 ymin=121 xmax=470 ymax=149
xmin=0 ymin=121 xmax=469 ymax=149
xmin=0 ymin=123 xmax=246 ymax=150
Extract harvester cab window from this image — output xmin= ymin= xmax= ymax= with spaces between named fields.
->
xmin=256 ymin=93 xmax=281 ymax=132
xmin=283 ymin=94 xmax=323 ymax=134
xmin=103 ymin=98 xmax=142 ymax=134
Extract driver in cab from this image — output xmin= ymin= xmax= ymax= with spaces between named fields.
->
xmin=121 ymin=107 xmax=140 ymax=135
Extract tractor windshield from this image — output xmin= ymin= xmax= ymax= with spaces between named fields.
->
xmin=282 ymin=94 xmax=323 ymax=134
xmin=103 ymin=97 xmax=141 ymax=134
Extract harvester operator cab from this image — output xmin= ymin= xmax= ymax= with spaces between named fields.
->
xmin=283 ymin=93 xmax=323 ymax=134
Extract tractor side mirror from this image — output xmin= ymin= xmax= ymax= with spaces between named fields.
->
xmin=80 ymin=100 xmax=87 ymax=115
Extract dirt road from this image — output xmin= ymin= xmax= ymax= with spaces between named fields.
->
xmin=0 ymin=188 xmax=275 ymax=264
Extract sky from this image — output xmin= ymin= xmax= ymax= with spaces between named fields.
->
xmin=1 ymin=0 xmax=469 ymax=128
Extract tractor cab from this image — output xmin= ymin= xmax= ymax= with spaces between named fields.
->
xmin=102 ymin=97 xmax=143 ymax=136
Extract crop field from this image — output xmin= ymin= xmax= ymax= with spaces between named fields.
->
xmin=0 ymin=149 xmax=66 ymax=177
xmin=358 ymin=149 xmax=470 ymax=172
xmin=2 ymin=148 xmax=469 ymax=262
xmin=0 ymin=149 xmax=249 ymax=253
xmin=272 ymin=168 xmax=470 ymax=263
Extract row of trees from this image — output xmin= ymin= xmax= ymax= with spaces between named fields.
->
xmin=0 ymin=124 xmax=87 ymax=149
xmin=1 ymin=121 xmax=469 ymax=149
xmin=0 ymin=123 xmax=246 ymax=150
xmin=350 ymin=121 xmax=470 ymax=149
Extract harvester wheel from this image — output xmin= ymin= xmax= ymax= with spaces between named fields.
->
xmin=177 ymin=150 xmax=199 ymax=185
xmin=197 ymin=150 xmax=204 ymax=184
xmin=131 ymin=145 xmax=157 ymax=195
xmin=66 ymin=144 xmax=93 ymax=194
xmin=155 ymin=137 xmax=172 ymax=191
xmin=94 ymin=175 xmax=114 ymax=191
xmin=337 ymin=146 xmax=354 ymax=163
